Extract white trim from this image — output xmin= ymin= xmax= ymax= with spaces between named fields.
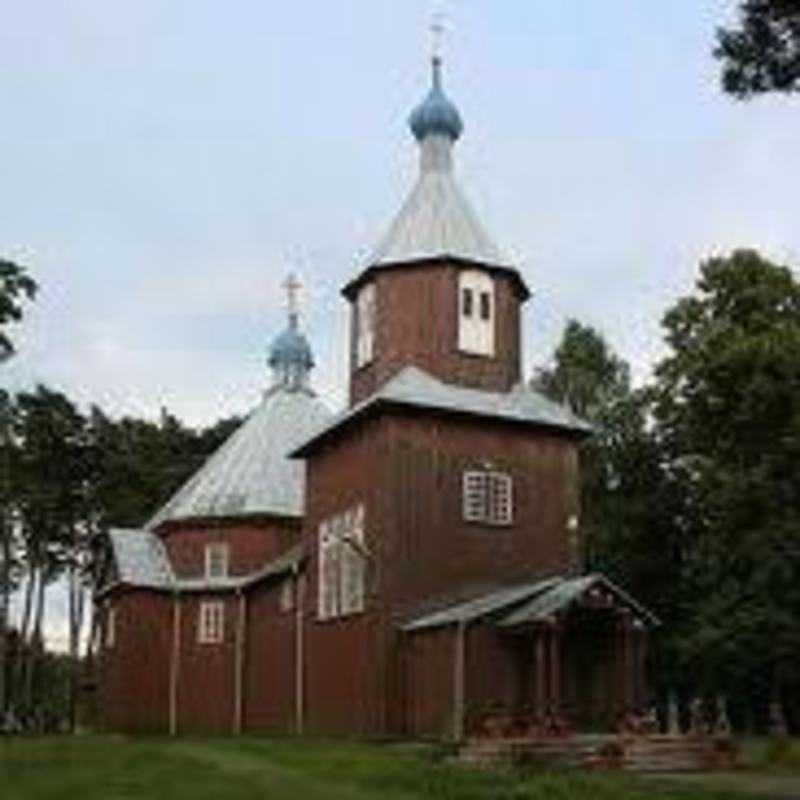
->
xmin=355 ymin=283 xmax=376 ymax=368
xmin=198 ymin=601 xmax=225 ymax=644
xmin=205 ymin=543 xmax=229 ymax=579
xmin=458 ymin=270 xmax=495 ymax=356
xmin=317 ymin=504 xmax=367 ymax=620
xmin=462 ymin=469 xmax=513 ymax=526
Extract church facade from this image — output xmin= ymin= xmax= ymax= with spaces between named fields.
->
xmin=96 ymin=57 xmax=657 ymax=738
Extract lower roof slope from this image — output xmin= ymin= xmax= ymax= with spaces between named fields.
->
xmin=99 ymin=528 xmax=303 ymax=596
xmin=291 ymin=366 xmax=591 ymax=457
xmin=147 ymin=385 xmax=331 ymax=530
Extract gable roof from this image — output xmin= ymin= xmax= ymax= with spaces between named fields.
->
xmin=147 ymin=385 xmax=332 ymax=530
xmin=497 ymin=573 xmax=660 ymax=628
xmin=402 ymin=573 xmax=659 ymax=632
xmin=402 ymin=576 xmax=562 ymax=631
xmin=290 ymin=366 xmax=591 ymax=458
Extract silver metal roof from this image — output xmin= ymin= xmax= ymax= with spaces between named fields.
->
xmin=402 ymin=573 xmax=659 ymax=632
xmin=291 ymin=366 xmax=591 ymax=457
xmin=102 ymin=528 xmax=303 ymax=595
xmin=498 ymin=574 xmax=660 ymax=628
xmin=402 ymin=576 xmax=562 ymax=631
xmin=367 ymin=134 xmax=513 ymax=270
xmin=107 ymin=528 xmax=175 ymax=590
xmin=147 ymin=385 xmax=332 ymax=529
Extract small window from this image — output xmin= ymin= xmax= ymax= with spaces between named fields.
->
xmin=318 ymin=521 xmax=339 ymax=620
xmin=462 ymin=288 xmax=474 ymax=318
xmin=458 ymin=270 xmax=495 ymax=356
xmin=205 ymin=543 xmax=229 ymax=579
xmin=462 ymin=470 xmax=513 ymax=526
xmin=198 ymin=601 xmax=225 ymax=644
xmin=480 ymin=291 xmax=491 ymax=321
xmin=355 ymin=283 xmax=376 ymax=368
xmin=105 ymin=608 xmax=116 ymax=649
xmin=280 ymin=579 xmax=294 ymax=613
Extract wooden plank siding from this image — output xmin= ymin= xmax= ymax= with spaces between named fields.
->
xmin=349 ymin=261 xmax=523 ymax=405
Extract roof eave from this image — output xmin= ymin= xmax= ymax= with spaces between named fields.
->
xmin=341 ymin=257 xmax=531 ymax=302
xmin=291 ymin=395 xmax=589 ymax=460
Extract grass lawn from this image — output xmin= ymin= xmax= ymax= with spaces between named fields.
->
xmin=0 ymin=735 xmax=793 ymax=800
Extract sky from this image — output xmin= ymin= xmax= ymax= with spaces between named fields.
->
xmin=2 ymin=1 xmax=799 ymax=646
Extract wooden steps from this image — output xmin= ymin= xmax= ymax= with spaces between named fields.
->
xmin=458 ymin=734 xmax=741 ymax=772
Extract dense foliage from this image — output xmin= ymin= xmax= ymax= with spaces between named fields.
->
xmin=534 ymin=249 xmax=800 ymax=733
xmin=715 ymin=1 xmax=800 ymax=97
xmin=0 ymin=384 xmax=242 ymax=730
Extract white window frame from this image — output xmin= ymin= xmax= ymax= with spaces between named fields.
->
xmin=462 ymin=470 xmax=513 ymax=526
xmin=105 ymin=607 xmax=116 ymax=649
xmin=198 ymin=601 xmax=225 ymax=644
xmin=205 ymin=543 xmax=229 ymax=579
xmin=318 ymin=504 xmax=367 ymax=620
xmin=355 ymin=283 xmax=376 ymax=368
xmin=458 ymin=270 xmax=495 ymax=356
xmin=340 ymin=504 xmax=366 ymax=616
xmin=318 ymin=520 xmax=339 ymax=620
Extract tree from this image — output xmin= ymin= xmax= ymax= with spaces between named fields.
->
xmin=0 ymin=260 xmax=37 ymax=361
xmin=651 ymin=249 xmax=800 ymax=728
xmin=715 ymin=1 xmax=800 ymax=98
xmin=531 ymin=322 xmax=671 ymax=596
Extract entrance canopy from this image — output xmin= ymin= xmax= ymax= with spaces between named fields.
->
xmin=401 ymin=573 xmax=658 ymax=633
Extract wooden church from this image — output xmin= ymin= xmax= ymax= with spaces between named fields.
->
xmin=96 ymin=55 xmax=657 ymax=738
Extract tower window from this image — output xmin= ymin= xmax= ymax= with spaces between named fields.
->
xmin=198 ymin=601 xmax=225 ymax=644
xmin=462 ymin=470 xmax=513 ymax=526
xmin=462 ymin=288 xmax=473 ymax=318
xmin=355 ymin=283 xmax=376 ymax=368
xmin=458 ymin=270 xmax=495 ymax=356
xmin=480 ymin=291 xmax=491 ymax=321
xmin=205 ymin=543 xmax=229 ymax=579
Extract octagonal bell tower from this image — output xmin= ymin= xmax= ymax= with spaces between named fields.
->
xmin=343 ymin=56 xmax=530 ymax=407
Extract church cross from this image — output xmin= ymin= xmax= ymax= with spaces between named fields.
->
xmin=283 ymin=272 xmax=302 ymax=319
xmin=430 ymin=10 xmax=447 ymax=61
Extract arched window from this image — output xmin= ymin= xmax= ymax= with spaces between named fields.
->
xmin=458 ymin=270 xmax=494 ymax=356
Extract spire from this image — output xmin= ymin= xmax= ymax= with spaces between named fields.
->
xmin=267 ymin=273 xmax=314 ymax=391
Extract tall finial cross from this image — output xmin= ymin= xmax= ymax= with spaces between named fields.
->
xmin=430 ymin=9 xmax=447 ymax=61
xmin=283 ymin=272 xmax=302 ymax=320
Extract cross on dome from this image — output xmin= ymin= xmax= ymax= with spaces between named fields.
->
xmin=283 ymin=272 xmax=302 ymax=327
xmin=268 ymin=272 xmax=314 ymax=391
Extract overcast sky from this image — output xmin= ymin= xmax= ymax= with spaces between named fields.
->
xmin=3 ymin=2 xmax=799 ymax=643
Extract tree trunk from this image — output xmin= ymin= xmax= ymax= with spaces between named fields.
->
xmin=24 ymin=566 xmax=46 ymax=716
xmin=12 ymin=558 xmax=36 ymax=712
xmin=67 ymin=558 xmax=84 ymax=733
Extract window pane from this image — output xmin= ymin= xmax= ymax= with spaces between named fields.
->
xmin=462 ymin=288 xmax=473 ymax=318
xmin=463 ymin=471 xmax=487 ymax=521
xmin=480 ymin=291 xmax=491 ymax=321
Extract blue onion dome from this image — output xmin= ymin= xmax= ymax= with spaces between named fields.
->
xmin=268 ymin=312 xmax=314 ymax=390
xmin=409 ymin=57 xmax=464 ymax=142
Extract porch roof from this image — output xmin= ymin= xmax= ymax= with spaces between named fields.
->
xmin=401 ymin=573 xmax=659 ymax=632
xmin=401 ymin=576 xmax=562 ymax=631
xmin=497 ymin=573 xmax=660 ymax=628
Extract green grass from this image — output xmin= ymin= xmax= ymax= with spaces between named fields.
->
xmin=0 ymin=735 xmax=789 ymax=800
